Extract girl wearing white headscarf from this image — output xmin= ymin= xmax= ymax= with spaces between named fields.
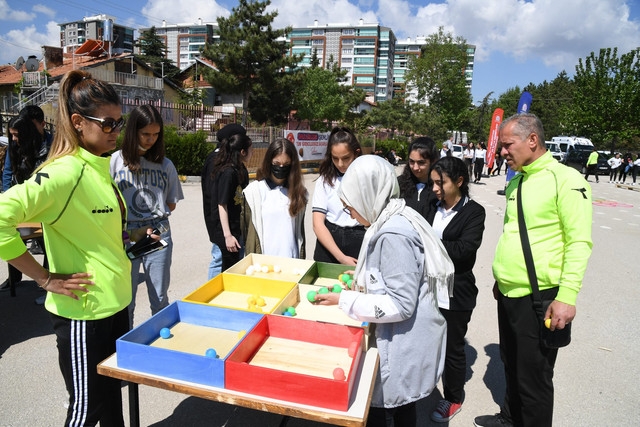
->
xmin=315 ymin=155 xmax=454 ymax=426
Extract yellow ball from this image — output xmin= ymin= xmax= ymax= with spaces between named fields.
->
xmin=544 ymin=318 xmax=552 ymax=329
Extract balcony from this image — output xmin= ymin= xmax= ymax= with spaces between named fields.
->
xmin=88 ymin=69 xmax=163 ymax=90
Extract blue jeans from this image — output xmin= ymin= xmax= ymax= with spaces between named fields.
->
xmin=129 ymin=227 xmax=173 ymax=324
xmin=208 ymin=243 xmax=222 ymax=280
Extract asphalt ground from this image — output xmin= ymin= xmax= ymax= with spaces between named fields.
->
xmin=1 ymin=166 xmax=639 ymax=426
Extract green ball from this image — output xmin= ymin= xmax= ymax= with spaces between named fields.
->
xmin=340 ymin=273 xmax=351 ymax=282
xmin=287 ymin=306 xmax=296 ymax=315
xmin=306 ymin=290 xmax=317 ymax=302
xmin=332 ymin=284 xmax=343 ymax=293
xmin=346 ymin=279 xmax=353 ymax=289
xmin=318 ymin=287 xmax=330 ymax=294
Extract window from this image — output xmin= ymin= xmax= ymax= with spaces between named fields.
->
xmin=342 ymin=29 xmax=355 ymax=35
xmin=312 ymin=39 xmax=324 ymax=45
xmin=312 ymin=29 xmax=324 ymax=36
xmin=342 ymin=38 xmax=354 ymax=45
xmin=341 ymin=57 xmax=352 ymax=64
xmin=342 ymin=48 xmax=353 ymax=55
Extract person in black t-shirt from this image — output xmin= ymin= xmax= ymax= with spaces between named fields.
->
xmin=204 ymin=126 xmax=253 ymax=274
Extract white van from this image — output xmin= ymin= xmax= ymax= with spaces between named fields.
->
xmin=551 ymin=136 xmax=593 ymax=153
xmin=545 ymin=141 xmax=564 ymax=162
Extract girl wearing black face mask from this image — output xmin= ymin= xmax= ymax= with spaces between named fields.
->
xmin=241 ymin=138 xmax=308 ymax=258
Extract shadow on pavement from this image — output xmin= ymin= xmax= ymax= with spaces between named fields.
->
xmin=0 ymin=280 xmax=52 ymax=358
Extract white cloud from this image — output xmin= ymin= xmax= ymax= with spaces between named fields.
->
xmin=0 ymin=21 xmax=59 ymax=65
xmin=0 ymin=0 xmax=35 ymax=21
xmin=32 ymin=4 xmax=56 ymax=19
xmin=436 ymin=0 xmax=640 ymax=70
xmin=141 ymin=0 xmax=229 ymax=26
xmin=270 ymin=0 xmax=377 ymax=29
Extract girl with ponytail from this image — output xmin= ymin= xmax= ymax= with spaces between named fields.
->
xmin=0 ymin=70 xmax=130 ymax=425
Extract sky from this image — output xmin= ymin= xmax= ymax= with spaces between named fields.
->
xmin=1 ymin=0 xmax=640 ymax=104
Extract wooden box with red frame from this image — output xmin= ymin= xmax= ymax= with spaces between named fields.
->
xmin=225 ymin=314 xmax=365 ymax=411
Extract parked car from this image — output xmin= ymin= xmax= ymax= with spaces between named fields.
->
xmin=451 ymin=144 xmax=464 ymax=159
xmin=562 ymin=149 xmax=610 ymax=175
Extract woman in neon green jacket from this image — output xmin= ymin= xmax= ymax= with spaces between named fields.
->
xmin=0 ymin=70 xmax=131 ymax=426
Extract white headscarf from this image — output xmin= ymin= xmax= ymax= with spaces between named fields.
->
xmin=338 ymin=155 xmax=454 ymax=308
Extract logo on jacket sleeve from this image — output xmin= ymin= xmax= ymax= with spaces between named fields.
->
xmin=374 ymin=305 xmax=386 ymax=319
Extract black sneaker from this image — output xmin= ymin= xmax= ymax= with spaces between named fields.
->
xmin=474 ymin=413 xmax=513 ymax=427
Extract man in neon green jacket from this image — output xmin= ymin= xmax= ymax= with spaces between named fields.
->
xmin=475 ymin=114 xmax=592 ymax=427
xmin=585 ymin=148 xmax=600 ymax=183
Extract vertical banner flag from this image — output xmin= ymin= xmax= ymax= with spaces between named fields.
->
xmin=517 ymin=91 xmax=533 ymax=114
xmin=504 ymin=91 xmax=534 ymax=182
xmin=485 ymin=108 xmax=504 ymax=170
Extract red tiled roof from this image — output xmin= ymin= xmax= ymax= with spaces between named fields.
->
xmin=0 ymin=52 xmax=131 ymax=86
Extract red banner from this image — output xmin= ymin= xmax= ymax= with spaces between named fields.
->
xmin=485 ymin=108 xmax=504 ymax=169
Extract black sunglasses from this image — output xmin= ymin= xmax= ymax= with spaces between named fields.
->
xmin=81 ymin=114 xmax=125 ymax=134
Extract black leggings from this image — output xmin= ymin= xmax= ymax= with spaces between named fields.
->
xmin=51 ymin=309 xmax=129 ymax=427
xmin=367 ymin=402 xmax=417 ymax=427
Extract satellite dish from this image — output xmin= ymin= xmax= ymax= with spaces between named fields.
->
xmin=14 ymin=56 xmax=25 ymax=70
xmin=25 ymin=57 xmax=39 ymax=72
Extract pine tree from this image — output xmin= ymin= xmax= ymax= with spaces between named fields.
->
xmin=200 ymin=0 xmax=301 ymax=125
xmin=135 ymin=26 xmax=180 ymax=81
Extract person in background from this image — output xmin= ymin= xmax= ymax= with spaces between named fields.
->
xmin=312 ymin=127 xmax=364 ymax=265
xmin=426 ymin=156 xmax=486 ymax=423
xmin=111 ymin=104 xmax=183 ymax=324
xmin=474 ymin=113 xmax=592 ymax=427
xmin=0 ymin=116 xmax=49 ymax=292
xmin=202 ymin=123 xmax=247 ymax=279
xmin=492 ymin=152 xmax=504 ymax=176
xmin=607 ymin=152 xmax=622 ymax=183
xmin=398 ymin=137 xmax=440 ymax=219
xmin=2 ymin=105 xmax=53 ymax=193
xmin=242 ymin=138 xmax=307 ymax=258
xmin=314 ymin=155 xmax=453 ymax=427
xmin=207 ymin=128 xmax=252 ymax=271
xmin=631 ymin=153 xmax=640 ymax=185
xmin=0 ymin=70 xmax=130 ymax=426
xmin=385 ymin=148 xmax=400 ymax=166
xmin=620 ymin=152 xmax=633 ymax=184
xmin=584 ymin=147 xmax=600 ymax=183
xmin=463 ymin=142 xmax=475 ymax=178
xmin=473 ymin=142 xmax=487 ymax=183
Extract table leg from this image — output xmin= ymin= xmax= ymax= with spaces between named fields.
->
xmin=279 ymin=415 xmax=290 ymax=427
xmin=128 ymin=382 xmax=140 ymax=427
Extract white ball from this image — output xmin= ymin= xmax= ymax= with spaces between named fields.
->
xmin=273 ymin=265 xmax=282 ymax=273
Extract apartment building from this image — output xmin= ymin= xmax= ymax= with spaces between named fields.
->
xmin=288 ymin=20 xmax=396 ymax=103
xmin=59 ymin=14 xmax=134 ymax=56
xmin=140 ymin=19 xmax=219 ymax=70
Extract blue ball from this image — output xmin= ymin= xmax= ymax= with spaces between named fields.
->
xmin=159 ymin=327 xmax=171 ymax=339
xmin=205 ymin=348 xmax=218 ymax=358
xmin=283 ymin=311 xmax=293 ymax=316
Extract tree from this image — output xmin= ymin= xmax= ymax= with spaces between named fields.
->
xmin=364 ymin=96 xmax=412 ymax=135
xmin=201 ymin=0 xmax=302 ymax=125
xmin=404 ymin=27 xmax=472 ymax=132
xmin=566 ymin=47 xmax=640 ymax=150
xmin=135 ymin=27 xmax=180 ymax=81
xmin=293 ymin=55 xmax=365 ymax=130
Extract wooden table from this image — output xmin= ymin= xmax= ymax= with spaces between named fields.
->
xmin=98 ymin=347 xmax=379 ymax=427
xmin=7 ymin=223 xmax=43 ymax=297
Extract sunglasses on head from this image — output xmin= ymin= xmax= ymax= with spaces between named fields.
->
xmin=80 ymin=114 xmax=125 ymax=134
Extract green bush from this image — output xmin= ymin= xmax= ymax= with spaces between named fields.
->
xmin=376 ymin=137 xmax=410 ymax=160
xmin=164 ymin=127 xmax=214 ymax=176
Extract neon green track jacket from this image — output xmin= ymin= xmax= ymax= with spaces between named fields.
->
xmin=0 ymin=148 xmax=131 ymax=320
xmin=493 ymin=151 xmax=593 ymax=305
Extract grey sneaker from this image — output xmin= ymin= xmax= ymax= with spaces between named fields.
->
xmin=474 ymin=413 xmax=513 ymax=427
